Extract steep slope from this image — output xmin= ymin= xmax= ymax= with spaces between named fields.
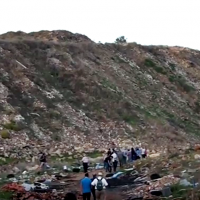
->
xmin=0 ymin=30 xmax=200 ymax=157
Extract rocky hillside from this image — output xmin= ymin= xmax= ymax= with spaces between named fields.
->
xmin=0 ymin=30 xmax=200 ymax=158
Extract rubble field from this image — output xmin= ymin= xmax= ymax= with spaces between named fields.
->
xmin=0 ymin=147 xmax=200 ymax=199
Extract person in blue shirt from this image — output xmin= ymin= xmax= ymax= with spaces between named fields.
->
xmin=80 ymin=173 xmax=92 ymax=200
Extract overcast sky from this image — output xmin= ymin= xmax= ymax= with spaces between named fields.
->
xmin=1 ymin=0 xmax=200 ymax=50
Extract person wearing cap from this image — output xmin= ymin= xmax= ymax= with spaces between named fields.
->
xmin=91 ymin=172 xmax=108 ymax=200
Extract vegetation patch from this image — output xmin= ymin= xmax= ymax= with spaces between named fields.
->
xmin=112 ymin=56 xmax=128 ymax=64
xmin=170 ymin=184 xmax=193 ymax=199
xmin=87 ymin=151 xmax=102 ymax=158
xmin=0 ymin=157 xmax=16 ymax=166
xmin=122 ymin=114 xmax=138 ymax=126
xmin=0 ymin=130 xmax=10 ymax=139
xmin=168 ymin=75 xmax=195 ymax=93
xmin=0 ymin=191 xmax=13 ymax=200
xmin=144 ymin=59 xmax=167 ymax=74
xmin=169 ymin=63 xmax=176 ymax=71
xmin=2 ymin=121 xmax=22 ymax=131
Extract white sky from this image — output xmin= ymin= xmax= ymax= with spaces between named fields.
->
xmin=0 ymin=0 xmax=200 ymax=50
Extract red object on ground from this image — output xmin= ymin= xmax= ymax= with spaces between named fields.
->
xmin=1 ymin=182 xmax=25 ymax=192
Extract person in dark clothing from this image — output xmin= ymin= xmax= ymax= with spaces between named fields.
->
xmin=91 ymin=173 xmax=96 ymax=200
xmin=135 ymin=147 xmax=141 ymax=160
xmin=113 ymin=160 xmax=118 ymax=172
xmin=38 ymin=152 xmax=47 ymax=170
xmin=131 ymin=148 xmax=137 ymax=161
xmin=109 ymin=156 xmax=113 ymax=173
xmin=111 ymin=152 xmax=118 ymax=172
xmin=82 ymin=156 xmax=89 ymax=173
xmin=104 ymin=156 xmax=112 ymax=172
xmin=107 ymin=149 xmax=112 ymax=156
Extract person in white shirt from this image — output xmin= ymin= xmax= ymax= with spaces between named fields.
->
xmin=82 ymin=155 xmax=89 ymax=173
xmin=111 ymin=151 xmax=118 ymax=172
xmin=141 ymin=148 xmax=147 ymax=158
xmin=91 ymin=172 xmax=108 ymax=200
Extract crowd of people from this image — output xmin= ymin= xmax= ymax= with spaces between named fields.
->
xmin=121 ymin=146 xmax=147 ymax=163
xmin=103 ymin=146 xmax=147 ymax=173
xmin=79 ymin=146 xmax=147 ymax=200
xmin=36 ymin=145 xmax=147 ymax=200
xmin=80 ymin=172 xmax=108 ymax=200
xmin=103 ymin=149 xmax=119 ymax=173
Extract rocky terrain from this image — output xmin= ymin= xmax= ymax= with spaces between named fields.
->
xmin=0 ymin=30 xmax=200 ymax=161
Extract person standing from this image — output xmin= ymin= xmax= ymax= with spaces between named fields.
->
xmin=80 ymin=173 xmax=92 ymax=200
xmin=111 ymin=152 xmax=118 ymax=172
xmin=82 ymin=155 xmax=89 ymax=173
xmin=135 ymin=147 xmax=142 ymax=159
xmin=91 ymin=173 xmax=96 ymax=200
xmin=104 ymin=155 xmax=112 ymax=172
xmin=38 ymin=152 xmax=47 ymax=170
xmin=107 ymin=149 xmax=112 ymax=156
xmin=131 ymin=148 xmax=137 ymax=161
xmin=91 ymin=172 xmax=108 ymax=200
xmin=141 ymin=147 xmax=147 ymax=158
xmin=122 ymin=149 xmax=128 ymax=164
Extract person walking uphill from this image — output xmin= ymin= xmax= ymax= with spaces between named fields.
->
xmin=82 ymin=155 xmax=89 ymax=173
xmin=81 ymin=173 xmax=92 ymax=200
xmin=91 ymin=172 xmax=108 ymax=200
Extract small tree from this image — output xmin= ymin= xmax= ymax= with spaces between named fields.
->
xmin=115 ymin=36 xmax=127 ymax=44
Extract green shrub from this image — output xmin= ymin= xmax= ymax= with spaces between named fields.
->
xmin=144 ymin=59 xmax=156 ymax=67
xmin=168 ymin=75 xmax=195 ymax=93
xmin=144 ymin=59 xmax=166 ymax=74
xmin=194 ymin=101 xmax=200 ymax=113
xmin=154 ymin=66 xmax=167 ymax=74
xmin=0 ymin=130 xmax=10 ymax=139
xmin=2 ymin=121 xmax=22 ymax=131
xmin=168 ymin=75 xmax=176 ymax=82
xmin=177 ymin=77 xmax=195 ymax=92
xmin=122 ymin=114 xmax=137 ymax=126
xmin=48 ymin=110 xmax=61 ymax=118
xmin=87 ymin=151 xmax=102 ymax=158
xmin=52 ymin=133 xmax=61 ymax=141
xmin=0 ymin=191 xmax=13 ymax=199
xmin=115 ymin=36 xmax=127 ymax=44
xmin=169 ymin=63 xmax=176 ymax=70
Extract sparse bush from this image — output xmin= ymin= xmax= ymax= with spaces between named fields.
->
xmin=168 ymin=75 xmax=176 ymax=82
xmin=48 ymin=109 xmax=61 ymax=118
xmin=169 ymin=63 xmax=176 ymax=70
xmin=144 ymin=59 xmax=156 ymax=68
xmin=0 ymin=130 xmax=10 ymax=139
xmin=115 ymin=36 xmax=127 ymax=44
xmin=177 ymin=77 xmax=195 ymax=92
xmin=144 ymin=58 xmax=167 ymax=74
xmin=0 ymin=191 xmax=13 ymax=199
xmin=3 ymin=121 xmax=21 ymax=131
xmin=52 ymin=133 xmax=61 ymax=141
xmin=168 ymin=75 xmax=195 ymax=93
xmin=122 ymin=114 xmax=137 ymax=126
xmin=194 ymin=101 xmax=200 ymax=113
